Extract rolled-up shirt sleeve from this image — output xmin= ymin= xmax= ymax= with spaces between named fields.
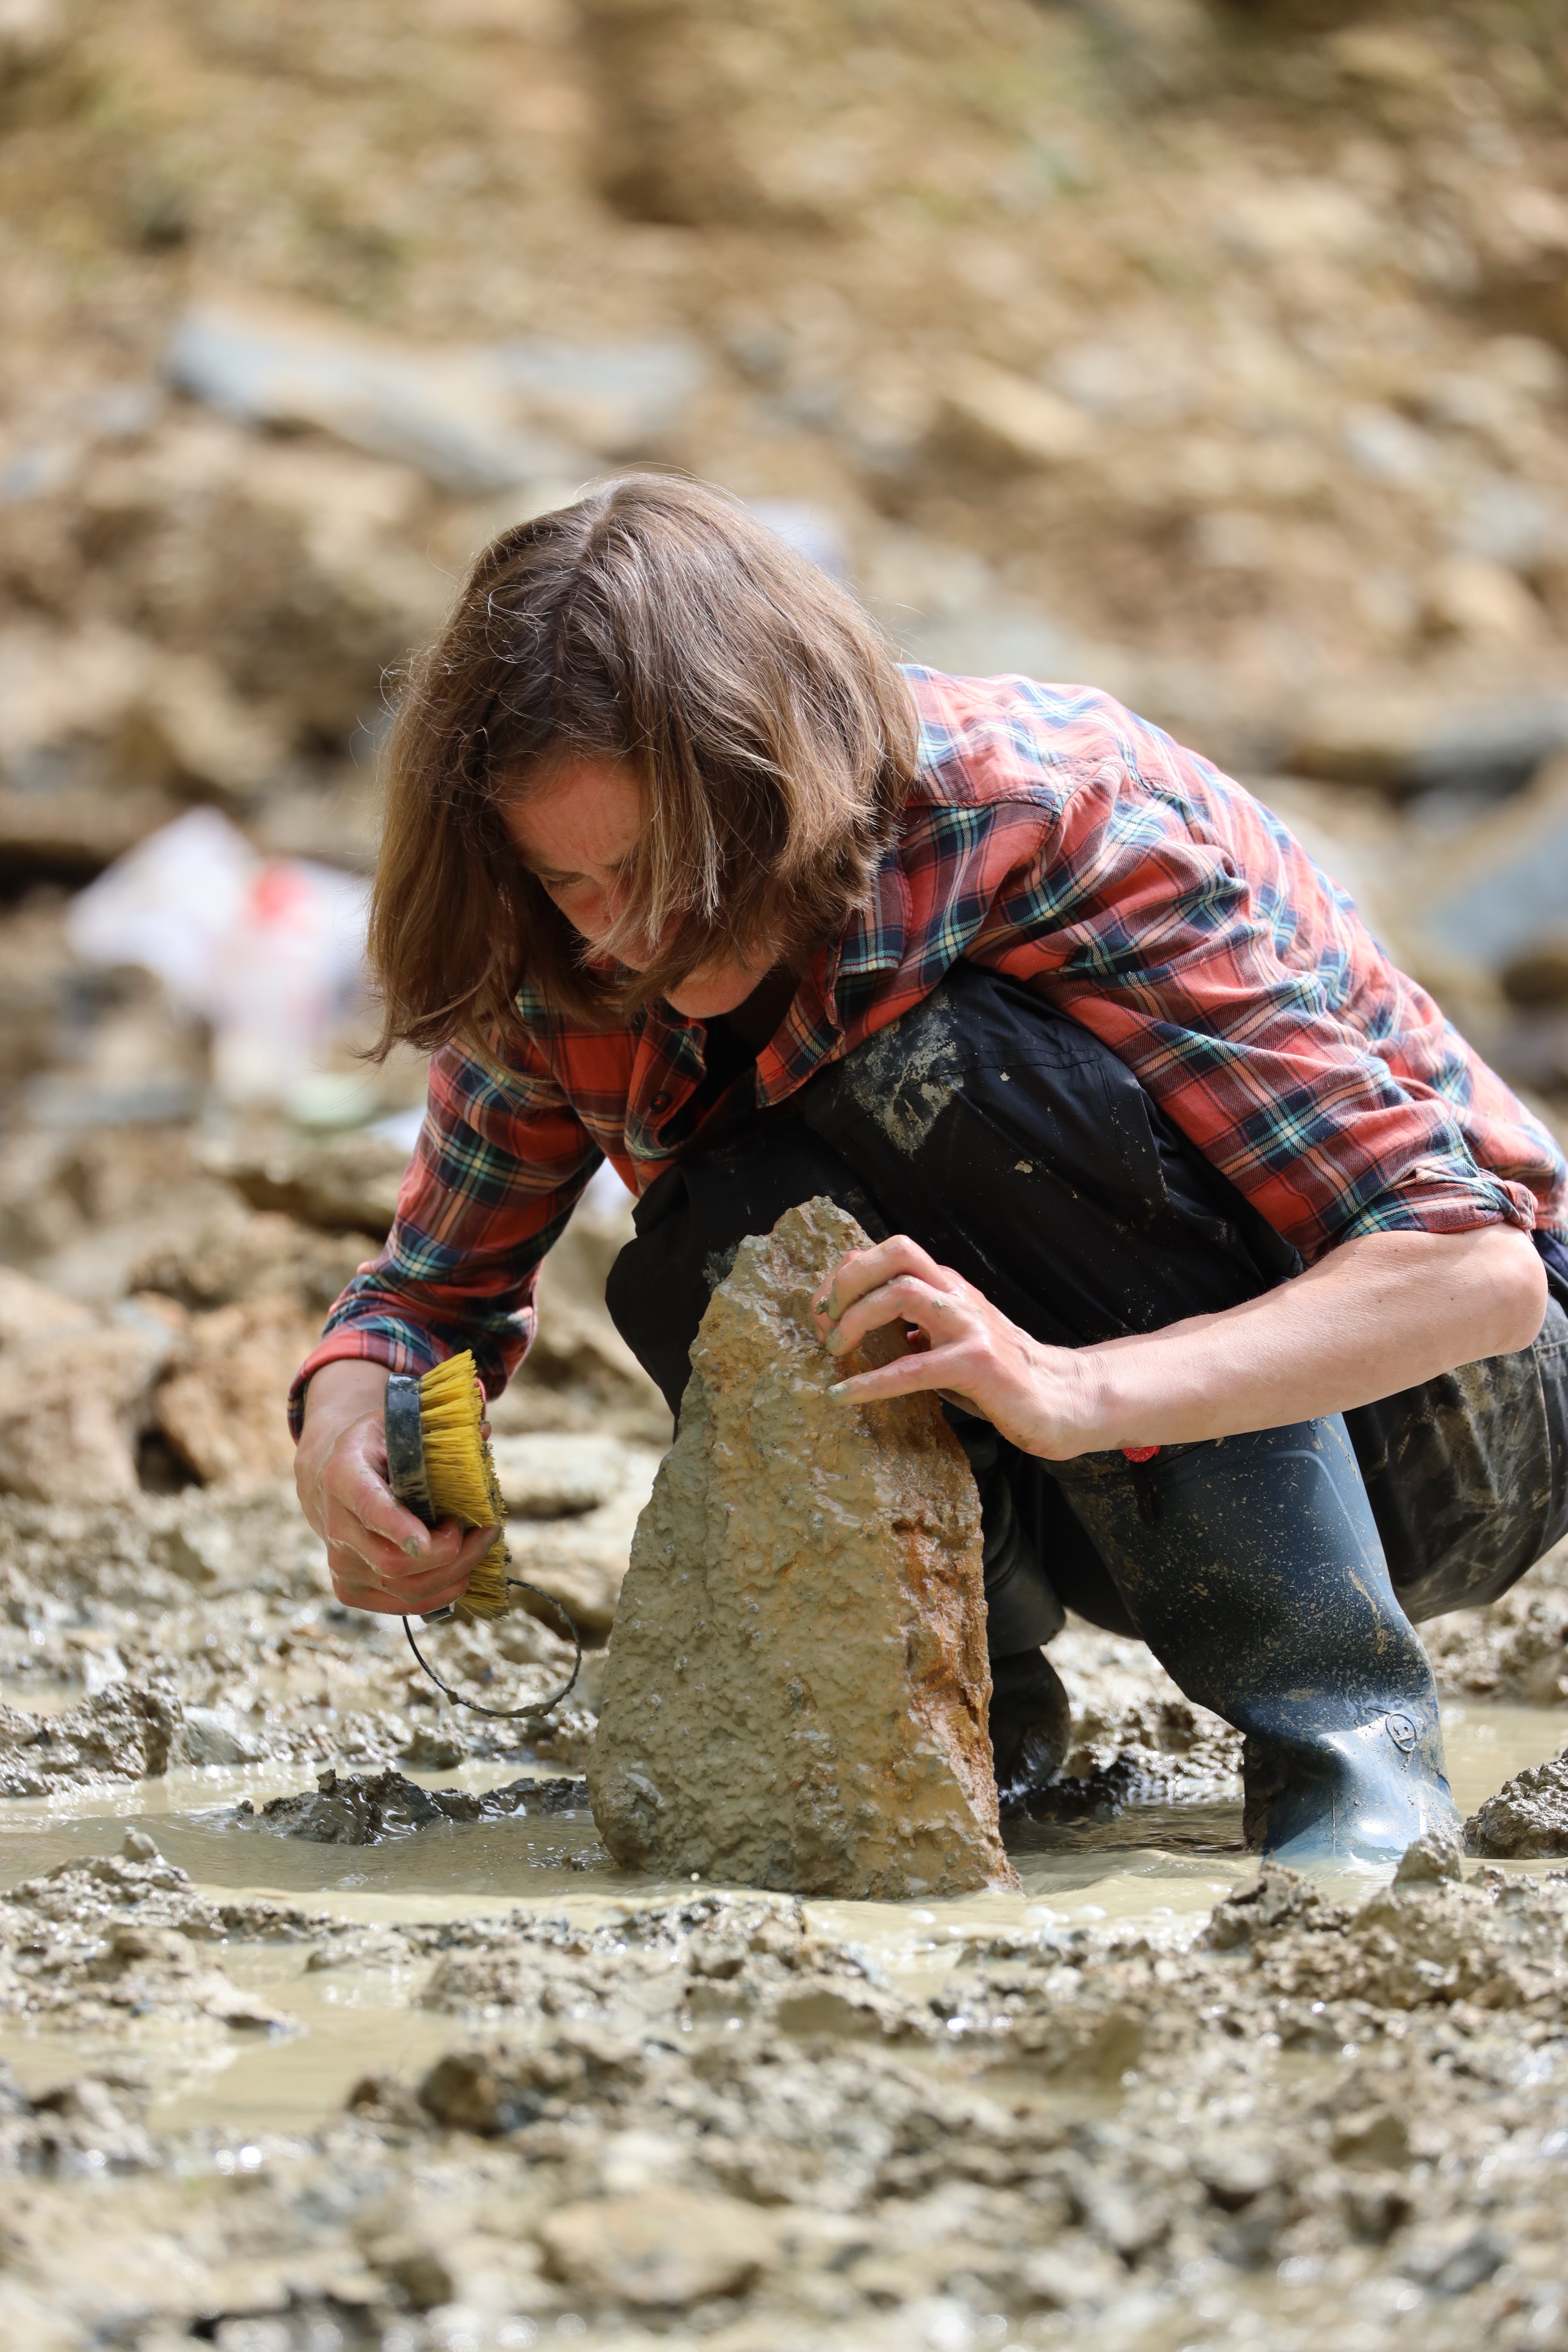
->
xmin=287 ymin=1036 xmax=598 ymax=1436
xmin=1335 ymin=1147 xmax=1547 ymax=1242
xmin=966 ymin=712 xmax=1560 ymax=1262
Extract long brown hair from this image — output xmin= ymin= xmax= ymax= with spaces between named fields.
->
xmin=369 ymin=473 xmax=920 ymax=1054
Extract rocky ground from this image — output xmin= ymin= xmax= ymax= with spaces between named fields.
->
xmin=5 ymin=1752 xmax=1568 ymax=2349
xmin=4 ymin=0 xmax=1568 ymax=2343
xmin=1 ymin=1196 xmax=1567 ymax=2347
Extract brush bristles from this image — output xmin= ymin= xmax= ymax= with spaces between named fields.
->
xmin=456 ymin=1531 xmax=510 ymax=1621
xmin=418 ymin=1351 xmax=510 ymax=1622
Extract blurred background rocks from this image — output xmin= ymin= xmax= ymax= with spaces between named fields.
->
xmin=0 ymin=0 xmax=1564 ymax=1629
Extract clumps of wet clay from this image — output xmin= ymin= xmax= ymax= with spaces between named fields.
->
xmin=412 ymin=1891 xmax=915 ymax=2049
xmin=0 ymin=1486 xmax=598 ymax=1781
xmin=0 ymin=1682 xmax=182 ymax=1795
xmin=1464 ymin=1750 xmax=1568 ymax=1857
xmin=0 ymin=1840 xmax=322 ymax=2034
xmin=241 ymin=1765 xmax=590 ymax=1843
xmin=1022 ymin=1625 xmax=1243 ymax=1821
xmin=321 ymin=1865 xmax=1568 ymax=2342
xmin=1419 ymin=1539 xmax=1568 ymax=1704
xmin=11 ymin=1859 xmax=1568 ymax=2340
xmin=589 ymin=1198 xmax=1014 ymax=1898
xmin=0 ymin=2059 xmax=158 ymax=2178
xmin=1199 ymin=1850 xmax=1568 ymax=2010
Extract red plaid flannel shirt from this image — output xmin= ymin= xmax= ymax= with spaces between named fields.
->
xmin=290 ymin=669 xmax=1566 ymax=1430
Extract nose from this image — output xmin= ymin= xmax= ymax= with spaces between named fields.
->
xmin=572 ymin=878 xmax=645 ymax=960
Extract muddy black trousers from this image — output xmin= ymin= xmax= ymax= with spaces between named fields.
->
xmin=604 ymin=964 xmax=1568 ymax=1658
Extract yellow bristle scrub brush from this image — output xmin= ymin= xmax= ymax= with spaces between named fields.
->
xmin=385 ymin=1350 xmax=581 ymax=1719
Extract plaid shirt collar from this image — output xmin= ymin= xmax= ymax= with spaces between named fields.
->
xmin=624 ymin=841 xmax=913 ymax=1119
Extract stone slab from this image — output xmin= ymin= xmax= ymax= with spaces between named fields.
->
xmin=589 ymin=1196 xmax=1016 ymax=1899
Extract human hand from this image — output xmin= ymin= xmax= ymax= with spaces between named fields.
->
xmin=810 ymin=1235 xmax=1101 ymax=1460
xmin=294 ymin=1359 xmax=498 ymax=1615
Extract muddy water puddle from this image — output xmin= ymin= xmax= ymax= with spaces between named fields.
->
xmin=0 ymin=1701 xmax=1561 ymax=2142
xmin=0 ymin=1944 xmax=463 ymax=2137
xmin=1441 ymin=1698 xmax=1567 ymax=1809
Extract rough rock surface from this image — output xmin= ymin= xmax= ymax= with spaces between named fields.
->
xmin=0 ymin=1314 xmax=170 ymax=1505
xmin=1465 ymin=1751 xmax=1568 ymax=1858
xmin=590 ymin=1197 xmax=1014 ymax=1898
xmin=150 ymin=1288 xmax=319 ymax=1489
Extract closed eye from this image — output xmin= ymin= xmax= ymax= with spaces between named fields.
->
xmin=523 ymin=853 xmax=638 ymax=893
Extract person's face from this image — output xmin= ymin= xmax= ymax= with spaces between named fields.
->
xmin=500 ymin=757 xmax=772 ymax=1019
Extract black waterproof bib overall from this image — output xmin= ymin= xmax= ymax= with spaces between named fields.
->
xmin=604 ymin=965 xmax=1568 ymax=1864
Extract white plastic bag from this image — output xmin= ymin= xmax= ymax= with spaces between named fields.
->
xmin=66 ymin=808 xmax=371 ymax=1104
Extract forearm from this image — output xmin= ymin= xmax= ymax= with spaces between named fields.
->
xmin=287 ymin=1051 xmax=600 ymax=1438
xmin=1069 ymin=1225 xmax=1547 ymax=1452
xmin=818 ymin=1222 xmax=1548 ymax=1462
xmin=299 ymin=1356 xmax=389 ymax=1435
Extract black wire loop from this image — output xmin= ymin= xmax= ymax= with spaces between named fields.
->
xmin=402 ymin=1580 xmax=583 ymax=1720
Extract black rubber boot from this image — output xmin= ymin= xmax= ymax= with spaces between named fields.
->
xmin=946 ymin=1414 xmax=1071 ymax=1804
xmin=988 ymin=1648 xmax=1072 ymax=1806
xmin=1049 ymin=1416 xmax=1460 ymax=1870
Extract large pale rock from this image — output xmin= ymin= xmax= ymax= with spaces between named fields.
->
xmin=529 ymin=1219 xmax=667 ymax=1412
xmin=589 ymin=1198 xmax=1015 ymax=1899
xmin=490 ymin=1186 xmax=672 ymax=1446
xmin=131 ymin=1207 xmax=369 ymax=1313
xmin=539 ymin=2190 xmax=778 ymax=2307
xmin=505 ymin=1440 xmax=664 ymax=1638
xmin=937 ymin=359 xmax=1096 ymax=474
xmin=0 ymin=1267 xmax=95 ymax=1351
xmin=154 ymin=1291 xmax=319 ymax=1490
xmin=113 ymin=648 xmax=290 ymax=803
xmin=491 ymin=1433 xmax=626 ymax=1520
xmin=0 ymin=782 xmax=182 ymax=885
xmin=207 ymin=1130 xmax=412 ymax=1239
xmin=0 ymin=1320 xmax=168 ymax=1504
xmin=0 ymin=1684 xmax=183 ymax=1795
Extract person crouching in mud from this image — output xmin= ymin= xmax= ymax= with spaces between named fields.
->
xmin=291 ymin=473 xmax=1568 ymax=1870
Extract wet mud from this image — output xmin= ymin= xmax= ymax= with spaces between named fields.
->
xmin=238 ymin=1769 xmax=593 ymax=1847
xmin=2 ymin=1476 xmax=1568 ymax=2350
xmin=1465 ymin=1751 xmax=1568 ymax=1859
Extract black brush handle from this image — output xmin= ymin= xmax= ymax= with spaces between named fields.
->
xmin=385 ymin=1372 xmax=434 ymax=1524
xmin=386 ymin=1372 xmax=449 ymax=1624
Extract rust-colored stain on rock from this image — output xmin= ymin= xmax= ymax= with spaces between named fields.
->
xmin=589 ymin=1197 xmax=1017 ymax=1898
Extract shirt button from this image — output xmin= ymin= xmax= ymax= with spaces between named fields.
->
xmin=652 ymin=1093 xmax=670 ymax=1110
